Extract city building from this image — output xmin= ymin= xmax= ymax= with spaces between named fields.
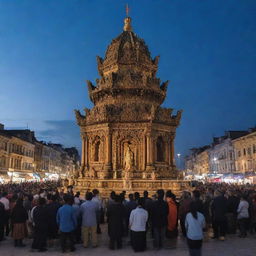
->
xmin=185 ymin=129 xmax=256 ymax=182
xmin=0 ymin=123 xmax=80 ymax=182
xmin=0 ymin=133 xmax=9 ymax=180
xmin=209 ymin=131 xmax=248 ymax=174
xmin=185 ymin=146 xmax=210 ymax=176
xmin=233 ymin=129 xmax=256 ymax=173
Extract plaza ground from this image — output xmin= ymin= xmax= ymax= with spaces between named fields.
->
xmin=0 ymin=225 xmax=256 ymax=256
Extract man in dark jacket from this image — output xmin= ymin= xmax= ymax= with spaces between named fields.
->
xmin=192 ymin=190 xmax=204 ymax=215
xmin=211 ymin=190 xmax=228 ymax=241
xmin=107 ymin=194 xmax=125 ymax=250
xmin=150 ymin=189 xmax=169 ymax=249
xmin=226 ymin=190 xmax=239 ymax=234
xmin=46 ymin=194 xmax=60 ymax=244
xmin=31 ymin=197 xmax=49 ymax=252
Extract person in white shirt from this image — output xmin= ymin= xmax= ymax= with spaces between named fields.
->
xmin=0 ymin=193 xmax=9 ymax=211
xmin=129 ymin=198 xmax=148 ymax=252
xmin=0 ymin=192 xmax=10 ymax=237
xmin=185 ymin=201 xmax=205 ymax=256
xmin=237 ymin=195 xmax=249 ymax=238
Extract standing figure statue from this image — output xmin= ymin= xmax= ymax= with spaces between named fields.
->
xmin=124 ymin=144 xmax=134 ymax=171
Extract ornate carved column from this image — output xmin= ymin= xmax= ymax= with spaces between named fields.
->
xmin=170 ymin=136 xmax=175 ymax=167
xmin=146 ymin=135 xmax=151 ymax=165
xmin=81 ymin=136 xmax=85 ymax=167
xmin=105 ymin=132 xmax=112 ymax=172
xmin=146 ymin=134 xmax=155 ymax=171
xmin=142 ymin=135 xmax=146 ymax=171
xmin=84 ymin=136 xmax=88 ymax=168
xmin=151 ymin=136 xmax=155 ymax=164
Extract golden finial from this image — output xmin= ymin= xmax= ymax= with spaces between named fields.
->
xmin=123 ymin=4 xmax=132 ymax=31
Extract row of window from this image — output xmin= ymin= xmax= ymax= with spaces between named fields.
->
xmin=236 ymin=160 xmax=256 ymax=171
xmin=0 ymin=142 xmax=8 ymax=151
xmin=0 ymin=141 xmax=34 ymax=157
xmin=212 ymin=150 xmax=234 ymax=161
xmin=9 ymin=143 xmax=34 ymax=157
xmin=237 ymin=145 xmax=256 ymax=157
xmin=211 ymin=162 xmax=235 ymax=172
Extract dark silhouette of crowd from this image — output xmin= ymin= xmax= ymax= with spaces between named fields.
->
xmin=0 ymin=181 xmax=256 ymax=255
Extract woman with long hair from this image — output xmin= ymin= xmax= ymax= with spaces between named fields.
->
xmin=185 ymin=201 xmax=205 ymax=256
xmin=11 ymin=198 xmax=28 ymax=247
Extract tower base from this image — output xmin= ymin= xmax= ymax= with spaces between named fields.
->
xmin=72 ymin=178 xmax=190 ymax=198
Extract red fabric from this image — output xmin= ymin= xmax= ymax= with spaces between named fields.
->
xmin=167 ymin=198 xmax=177 ymax=231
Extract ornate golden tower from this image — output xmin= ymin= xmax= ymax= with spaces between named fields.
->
xmin=74 ymin=16 xmax=185 ymax=195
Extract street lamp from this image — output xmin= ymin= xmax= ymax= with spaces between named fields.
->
xmin=177 ymin=153 xmax=181 ymax=170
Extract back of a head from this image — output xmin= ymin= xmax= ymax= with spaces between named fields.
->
xmin=166 ymin=190 xmax=175 ymax=200
xmin=143 ymin=191 xmax=148 ymax=198
xmin=2 ymin=191 xmax=7 ymax=197
xmin=241 ymin=194 xmax=247 ymax=201
xmin=157 ymin=189 xmax=165 ymax=200
xmin=110 ymin=191 xmax=116 ymax=200
xmin=63 ymin=194 xmax=73 ymax=204
xmin=120 ymin=193 xmax=125 ymax=202
xmin=134 ymin=192 xmax=140 ymax=200
xmin=51 ymin=194 xmax=57 ymax=201
xmin=128 ymin=193 xmax=134 ymax=201
xmin=92 ymin=189 xmax=99 ymax=196
xmin=39 ymin=197 xmax=46 ymax=206
xmin=28 ymin=194 xmax=33 ymax=202
xmin=86 ymin=192 xmax=93 ymax=201
xmin=183 ymin=191 xmax=191 ymax=199
xmin=115 ymin=195 xmax=122 ymax=203
xmin=15 ymin=198 xmax=23 ymax=208
xmin=193 ymin=190 xmax=200 ymax=199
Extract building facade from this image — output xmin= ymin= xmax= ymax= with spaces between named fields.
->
xmin=185 ymin=130 xmax=256 ymax=178
xmin=8 ymin=136 xmax=35 ymax=181
xmin=0 ymin=134 xmax=9 ymax=179
xmin=0 ymin=124 xmax=80 ymax=182
xmin=185 ymin=146 xmax=209 ymax=176
xmin=195 ymin=150 xmax=210 ymax=175
xmin=233 ymin=130 xmax=256 ymax=173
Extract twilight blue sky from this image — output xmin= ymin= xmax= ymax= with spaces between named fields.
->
xmin=0 ymin=0 xmax=256 ymax=162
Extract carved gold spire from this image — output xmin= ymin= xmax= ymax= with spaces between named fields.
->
xmin=123 ymin=17 xmax=132 ymax=31
xmin=123 ymin=4 xmax=132 ymax=31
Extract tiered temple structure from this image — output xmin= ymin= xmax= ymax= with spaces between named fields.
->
xmin=74 ymin=16 xmax=187 ymax=196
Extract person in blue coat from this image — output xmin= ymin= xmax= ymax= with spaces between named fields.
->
xmin=56 ymin=194 xmax=77 ymax=253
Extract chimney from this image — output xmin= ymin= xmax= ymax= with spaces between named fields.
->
xmin=0 ymin=123 xmax=4 ymax=130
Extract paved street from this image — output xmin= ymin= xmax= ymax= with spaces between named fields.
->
xmin=0 ymin=225 xmax=256 ymax=256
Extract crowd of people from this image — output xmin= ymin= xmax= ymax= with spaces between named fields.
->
xmin=0 ymin=181 xmax=256 ymax=255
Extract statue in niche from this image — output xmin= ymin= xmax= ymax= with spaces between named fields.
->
xmin=123 ymin=143 xmax=134 ymax=171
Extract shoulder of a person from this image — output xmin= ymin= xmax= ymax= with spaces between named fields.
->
xmin=186 ymin=212 xmax=192 ymax=218
xmin=130 ymin=208 xmax=136 ymax=214
xmin=197 ymin=211 xmax=204 ymax=218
